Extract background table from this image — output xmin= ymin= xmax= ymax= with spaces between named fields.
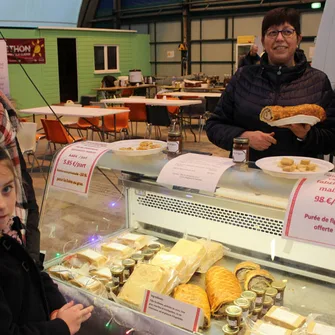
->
xmin=93 ymin=84 xmax=157 ymax=98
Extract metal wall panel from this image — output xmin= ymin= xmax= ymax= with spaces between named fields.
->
xmin=191 ymin=43 xmax=200 ymax=61
xmin=228 ymin=18 xmax=233 ymax=39
xmin=202 ymin=43 xmax=231 ymax=61
xmin=201 ymin=64 xmax=232 ymax=78
xmin=156 ymin=21 xmax=181 ymax=42
xmin=300 ymin=42 xmax=315 ymax=62
xmin=150 ymin=45 xmax=155 ymax=62
xmin=301 ymin=12 xmax=322 ymax=36
xmin=191 ymin=20 xmax=200 ymax=40
xmin=156 ymin=44 xmax=181 ymax=62
xmin=233 ymin=16 xmax=263 ymax=38
xmin=150 ymin=23 xmax=155 ymax=42
xmin=191 ymin=64 xmax=201 ymax=74
xmin=157 ymin=64 xmax=181 ymax=76
xmin=130 ymin=24 xmax=149 ymax=34
xmin=202 ymin=18 xmax=225 ymax=40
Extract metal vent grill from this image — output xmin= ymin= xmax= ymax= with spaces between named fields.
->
xmin=137 ymin=193 xmax=283 ymax=236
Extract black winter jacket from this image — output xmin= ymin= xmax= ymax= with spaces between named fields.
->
xmin=0 ymin=231 xmax=70 ymax=335
xmin=206 ymin=50 xmax=335 ymax=161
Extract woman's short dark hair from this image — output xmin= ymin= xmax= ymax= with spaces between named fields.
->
xmin=262 ymin=7 xmax=301 ymax=37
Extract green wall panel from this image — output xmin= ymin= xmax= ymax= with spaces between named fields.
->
xmin=1 ymin=28 xmax=151 ymax=109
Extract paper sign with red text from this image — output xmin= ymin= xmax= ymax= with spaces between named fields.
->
xmin=283 ymin=172 xmax=335 ymax=248
xmin=50 ymin=141 xmax=111 ymax=195
xmin=142 ymin=290 xmax=203 ymax=332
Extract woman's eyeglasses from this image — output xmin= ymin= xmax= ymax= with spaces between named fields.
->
xmin=266 ymin=28 xmax=296 ymax=38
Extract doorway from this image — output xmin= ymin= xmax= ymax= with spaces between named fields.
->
xmin=57 ymin=38 xmax=78 ymax=102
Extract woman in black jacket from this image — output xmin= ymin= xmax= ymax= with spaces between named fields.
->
xmin=0 ymin=147 xmax=93 ymax=335
xmin=206 ymin=7 xmax=335 ymax=162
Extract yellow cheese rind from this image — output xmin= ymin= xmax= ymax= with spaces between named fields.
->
xmin=264 ymin=306 xmax=306 ymax=330
xmin=100 ymin=242 xmax=133 ymax=258
xmin=117 ymin=233 xmax=148 ymax=249
xmin=75 ymin=249 xmax=107 ymax=268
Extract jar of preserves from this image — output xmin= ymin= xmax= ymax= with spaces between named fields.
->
xmin=251 ymin=284 xmax=265 ymax=307
xmin=250 ymin=306 xmax=262 ymax=322
xmin=271 ymin=281 xmax=286 ymax=305
xmin=260 ymin=296 xmax=274 ymax=317
xmin=232 ymin=138 xmax=249 ymax=165
xmin=167 ymin=120 xmax=182 ymax=156
xmin=147 ymin=242 xmax=161 ymax=254
xmin=234 ymin=298 xmax=250 ymax=319
xmin=222 ymin=324 xmax=239 ymax=335
xmin=122 ymin=258 xmax=136 ymax=281
xmin=142 ymin=249 xmax=155 ymax=261
xmin=131 ymin=253 xmax=144 ymax=264
xmin=241 ymin=291 xmax=257 ymax=312
xmin=110 ymin=265 xmax=124 ymax=285
xmin=265 ymin=287 xmax=278 ymax=300
xmin=225 ymin=305 xmax=243 ymax=329
xmin=106 ymin=280 xmax=119 ymax=298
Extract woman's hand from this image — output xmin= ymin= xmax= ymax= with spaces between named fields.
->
xmin=57 ymin=301 xmax=94 ymax=335
xmin=240 ymin=131 xmax=277 ymax=151
xmin=282 ymin=124 xmax=311 ymax=140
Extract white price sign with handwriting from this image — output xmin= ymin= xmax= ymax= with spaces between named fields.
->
xmin=142 ymin=290 xmax=203 ymax=332
xmin=283 ymin=172 xmax=335 ymax=248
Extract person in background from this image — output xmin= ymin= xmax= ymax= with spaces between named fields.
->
xmin=0 ymin=147 xmax=93 ymax=335
xmin=0 ymin=90 xmax=41 ymax=264
xmin=206 ymin=7 xmax=335 ymax=161
xmin=238 ymin=44 xmax=260 ymax=68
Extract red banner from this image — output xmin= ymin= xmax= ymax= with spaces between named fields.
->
xmin=6 ymin=39 xmax=46 ymax=64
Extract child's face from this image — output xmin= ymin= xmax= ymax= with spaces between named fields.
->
xmin=0 ymin=161 xmax=16 ymax=228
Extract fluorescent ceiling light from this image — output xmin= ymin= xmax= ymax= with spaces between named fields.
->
xmin=311 ymin=2 xmax=322 ymax=9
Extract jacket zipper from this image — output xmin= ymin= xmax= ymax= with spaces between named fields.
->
xmin=272 ymin=66 xmax=282 ymax=105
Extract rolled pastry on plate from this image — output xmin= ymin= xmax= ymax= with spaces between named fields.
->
xmin=173 ymin=284 xmax=211 ymax=328
xmin=244 ymin=269 xmax=275 ymax=290
xmin=205 ymin=266 xmax=242 ymax=318
xmin=260 ymin=104 xmax=326 ymax=122
xmin=233 ymin=261 xmax=261 ymax=282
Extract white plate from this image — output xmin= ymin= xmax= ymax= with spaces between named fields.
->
xmin=109 ymin=139 xmax=167 ymax=156
xmin=255 ymin=156 xmax=334 ymax=179
xmin=266 ymin=115 xmax=320 ymax=127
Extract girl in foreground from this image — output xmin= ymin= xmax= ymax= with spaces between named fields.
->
xmin=0 ymin=147 xmax=93 ymax=335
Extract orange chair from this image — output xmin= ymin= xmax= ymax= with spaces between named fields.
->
xmin=41 ymin=119 xmax=85 ymax=165
xmin=19 ymin=117 xmax=47 ymax=152
xmin=93 ymin=107 xmax=130 ymax=140
xmin=121 ymin=88 xmax=134 ymax=97
xmin=65 ymin=106 xmax=100 ymax=140
xmin=125 ymin=103 xmax=147 ymax=137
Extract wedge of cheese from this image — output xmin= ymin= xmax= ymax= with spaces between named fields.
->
xmin=252 ymin=320 xmax=292 ymax=335
xmin=118 ymin=263 xmax=169 ymax=309
xmin=89 ymin=267 xmax=112 ymax=283
xmin=100 ymin=242 xmax=133 ymax=258
xmin=264 ymin=306 xmax=306 ymax=330
xmin=151 ymin=250 xmax=186 ymax=293
xmin=170 ymin=239 xmax=206 ymax=283
xmin=49 ymin=265 xmax=76 ymax=281
xmin=195 ymin=239 xmax=225 ymax=273
xmin=117 ymin=233 xmax=148 ymax=250
xmin=75 ymin=249 xmax=107 ymax=268
xmin=307 ymin=321 xmax=335 ymax=335
xmin=70 ymin=275 xmax=104 ymax=294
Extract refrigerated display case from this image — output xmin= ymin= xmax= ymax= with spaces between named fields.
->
xmin=40 ymin=145 xmax=335 ymax=335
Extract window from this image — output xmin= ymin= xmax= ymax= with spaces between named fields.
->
xmin=94 ymin=45 xmax=119 ymax=73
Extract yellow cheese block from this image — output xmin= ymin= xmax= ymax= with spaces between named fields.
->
xmin=251 ymin=320 xmax=292 ymax=335
xmin=264 ymin=306 xmax=306 ymax=330
xmin=100 ymin=242 xmax=133 ymax=258
xmin=70 ymin=275 xmax=104 ymax=294
xmin=195 ymin=239 xmax=225 ymax=273
xmin=117 ymin=233 xmax=148 ymax=249
xmin=118 ymin=263 xmax=169 ymax=309
xmin=75 ymin=249 xmax=107 ymax=268
xmin=307 ymin=321 xmax=335 ymax=335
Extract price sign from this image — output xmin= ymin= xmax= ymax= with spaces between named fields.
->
xmin=283 ymin=172 xmax=335 ymax=248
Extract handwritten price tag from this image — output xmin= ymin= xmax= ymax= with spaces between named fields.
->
xmin=50 ymin=141 xmax=111 ymax=195
xmin=283 ymin=172 xmax=335 ymax=248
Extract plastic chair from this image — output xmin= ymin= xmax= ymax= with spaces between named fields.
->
xmin=92 ymin=107 xmax=130 ymax=140
xmin=19 ymin=117 xmax=46 ymax=150
xmin=41 ymin=119 xmax=85 ymax=166
xmin=146 ymin=105 xmax=172 ymax=139
xmin=16 ymin=122 xmax=45 ymax=178
xmin=125 ymin=103 xmax=147 ymax=137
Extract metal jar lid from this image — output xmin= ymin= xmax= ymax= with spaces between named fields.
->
xmin=265 ymin=287 xmax=278 ymax=298
xmin=271 ymin=280 xmax=286 ymax=290
xmin=147 ymin=242 xmax=161 ymax=252
xmin=131 ymin=253 xmax=144 ymax=261
xmin=253 ymin=306 xmax=262 ymax=314
xmin=106 ymin=281 xmax=119 ymax=290
xmin=234 ymin=298 xmax=250 ymax=309
xmin=142 ymin=249 xmax=155 ymax=257
xmin=110 ymin=265 xmax=124 ymax=275
xmin=251 ymin=284 xmax=266 ymax=295
xmin=122 ymin=258 xmax=136 ymax=268
xmin=222 ymin=324 xmax=239 ymax=334
xmin=263 ymin=295 xmax=274 ymax=306
xmin=233 ymin=137 xmax=249 ymax=144
xmin=241 ymin=291 xmax=257 ymax=301
xmin=225 ymin=305 xmax=242 ymax=317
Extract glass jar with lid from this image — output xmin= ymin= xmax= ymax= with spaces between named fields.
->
xmin=225 ymin=305 xmax=243 ymax=329
xmin=241 ymin=290 xmax=257 ymax=312
xmin=232 ymin=138 xmax=249 ymax=166
xmin=271 ymin=280 xmax=287 ymax=305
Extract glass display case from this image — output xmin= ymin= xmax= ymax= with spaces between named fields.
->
xmin=40 ymin=146 xmax=335 ymax=335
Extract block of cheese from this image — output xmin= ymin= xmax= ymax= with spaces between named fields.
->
xmin=89 ymin=267 xmax=112 ymax=283
xmin=75 ymin=249 xmax=107 ymax=267
xmin=118 ymin=263 xmax=169 ymax=310
xmin=49 ymin=265 xmax=76 ymax=281
xmin=100 ymin=242 xmax=133 ymax=258
xmin=307 ymin=321 xmax=335 ymax=335
xmin=195 ymin=239 xmax=225 ymax=273
xmin=70 ymin=275 xmax=104 ymax=294
xmin=264 ymin=306 xmax=306 ymax=330
xmin=170 ymin=239 xmax=206 ymax=283
xmin=151 ymin=250 xmax=186 ymax=293
xmin=252 ymin=320 xmax=292 ymax=335
xmin=117 ymin=233 xmax=148 ymax=249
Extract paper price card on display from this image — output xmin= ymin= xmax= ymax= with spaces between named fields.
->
xmin=50 ymin=141 xmax=112 ymax=196
xmin=157 ymin=153 xmax=234 ymax=193
xmin=142 ymin=290 xmax=203 ymax=332
xmin=283 ymin=172 xmax=335 ymax=248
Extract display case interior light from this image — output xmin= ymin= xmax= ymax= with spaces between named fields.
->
xmin=311 ymin=2 xmax=322 ymax=9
